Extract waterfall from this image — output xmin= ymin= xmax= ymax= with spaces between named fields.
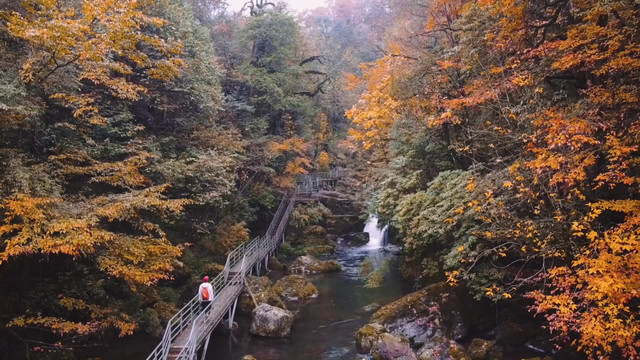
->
xmin=363 ymin=215 xmax=388 ymax=249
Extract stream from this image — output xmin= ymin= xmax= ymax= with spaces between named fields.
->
xmin=91 ymin=216 xmax=549 ymax=360
xmin=205 ymin=216 xmax=410 ymax=360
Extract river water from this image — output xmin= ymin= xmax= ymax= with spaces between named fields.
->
xmin=89 ymin=215 xmax=552 ymax=360
xmin=205 ymin=218 xmax=409 ymax=360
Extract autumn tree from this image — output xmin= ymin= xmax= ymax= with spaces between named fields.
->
xmin=345 ymin=0 xmax=639 ymax=358
xmin=0 ymin=0 xmax=237 ymax=356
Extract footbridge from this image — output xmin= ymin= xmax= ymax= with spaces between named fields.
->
xmin=146 ymin=169 xmax=340 ymax=360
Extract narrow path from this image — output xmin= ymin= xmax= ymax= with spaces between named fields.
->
xmin=146 ymin=171 xmax=340 ymax=360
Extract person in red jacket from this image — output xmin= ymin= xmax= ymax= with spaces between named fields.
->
xmin=198 ymin=276 xmax=214 ymax=312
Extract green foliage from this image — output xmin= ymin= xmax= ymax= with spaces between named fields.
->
xmin=290 ymin=202 xmax=332 ymax=230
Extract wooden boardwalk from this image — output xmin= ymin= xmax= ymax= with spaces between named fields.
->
xmin=146 ymin=170 xmax=340 ymax=360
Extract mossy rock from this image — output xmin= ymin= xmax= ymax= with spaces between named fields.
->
xmin=239 ymin=276 xmax=286 ymax=314
xmin=370 ymin=282 xmax=467 ymax=347
xmin=416 ymin=336 xmax=470 ymax=360
xmin=467 ymin=338 xmax=502 ymax=360
xmin=272 ymin=275 xmax=319 ymax=302
xmin=306 ymin=244 xmax=336 ymax=256
xmin=371 ymin=333 xmax=417 ymax=360
xmin=303 ymin=225 xmax=327 ymax=237
xmin=356 ymin=323 xmax=386 ymax=353
xmin=250 ymin=304 xmax=294 ymax=337
xmin=289 ymin=254 xmax=342 ymax=274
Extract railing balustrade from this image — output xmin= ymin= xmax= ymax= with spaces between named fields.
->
xmin=146 ymin=171 xmax=339 ymax=360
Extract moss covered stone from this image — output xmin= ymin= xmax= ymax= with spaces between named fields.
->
xmin=306 ymin=244 xmax=336 ymax=256
xmin=267 ymin=257 xmax=285 ymax=271
xmin=303 ymin=225 xmax=327 ymax=237
xmin=416 ymin=336 xmax=470 ymax=360
xmin=289 ymin=254 xmax=342 ymax=274
xmin=356 ymin=323 xmax=386 ymax=353
xmin=371 ymin=333 xmax=417 ymax=360
xmin=370 ymin=282 xmax=467 ymax=347
xmin=249 ymin=304 xmax=294 ymax=337
xmin=467 ymin=338 xmax=502 ymax=360
xmin=272 ymin=274 xmax=319 ymax=302
xmin=239 ymin=276 xmax=286 ymax=314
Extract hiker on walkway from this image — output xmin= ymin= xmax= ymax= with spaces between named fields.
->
xmin=199 ymin=276 xmax=214 ymax=312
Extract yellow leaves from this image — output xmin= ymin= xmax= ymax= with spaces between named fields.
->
xmin=270 ymin=137 xmax=312 ymax=189
xmin=9 ymin=296 xmax=137 ymax=337
xmin=485 ymin=284 xmax=499 ymax=297
xmin=214 ymin=220 xmax=249 ymax=253
xmin=343 ymin=71 xmax=363 ymax=90
xmin=457 ymin=246 xmax=464 ymax=252
xmin=6 ymin=0 xmax=185 ymax=123
xmin=446 ymin=270 xmax=461 ymax=286
xmin=316 ymin=151 xmax=331 ymax=172
xmin=502 ymin=181 xmax=514 ymax=188
xmin=510 ymin=73 xmax=532 ymax=87
xmin=52 ymin=151 xmax=156 ymax=189
xmin=270 ymin=137 xmax=309 ymax=157
xmin=465 ymin=176 xmax=476 ymax=191
xmin=532 ymin=197 xmax=640 ymax=359
xmin=0 ymin=186 xmax=185 ymax=286
xmin=346 ymin=56 xmax=404 ymax=155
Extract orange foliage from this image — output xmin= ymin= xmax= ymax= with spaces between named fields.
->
xmin=346 ymin=0 xmax=640 ymax=357
xmin=5 ymin=0 xmax=185 ymax=124
xmin=531 ymin=201 xmax=640 ymax=359
xmin=269 ymin=137 xmax=312 ymax=188
xmin=346 ymin=56 xmax=405 ymax=155
xmin=9 ymin=296 xmax=136 ymax=337
xmin=0 ymin=186 xmax=186 ymax=286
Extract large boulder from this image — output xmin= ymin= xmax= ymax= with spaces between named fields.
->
xmin=467 ymin=338 xmax=502 ymax=360
xmin=249 ymin=304 xmax=294 ymax=337
xmin=371 ymin=333 xmax=417 ymax=360
xmin=416 ymin=336 xmax=469 ymax=360
xmin=338 ymin=232 xmax=370 ymax=246
xmin=289 ymin=254 xmax=342 ymax=274
xmin=356 ymin=323 xmax=386 ymax=353
xmin=272 ymin=274 xmax=319 ymax=302
xmin=239 ymin=276 xmax=285 ymax=314
xmin=369 ymin=282 xmax=468 ymax=348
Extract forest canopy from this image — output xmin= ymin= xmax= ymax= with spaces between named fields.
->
xmin=0 ymin=0 xmax=638 ymax=359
